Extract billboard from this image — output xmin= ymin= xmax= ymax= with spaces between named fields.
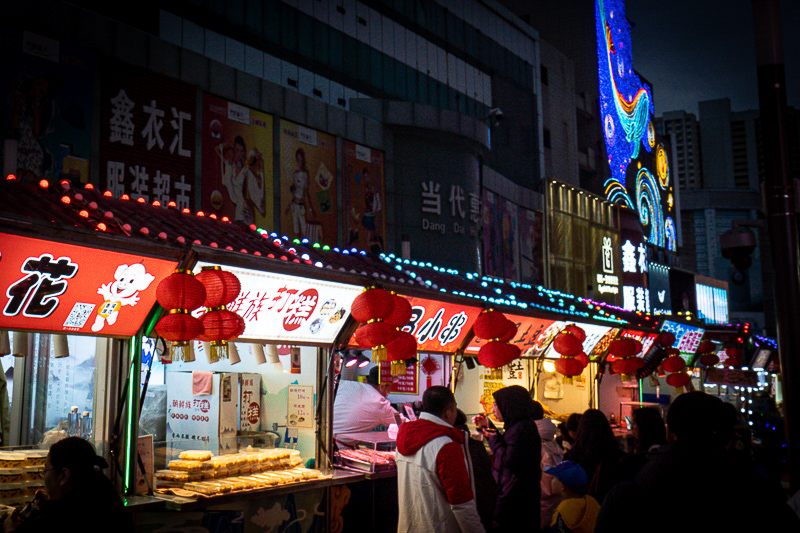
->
xmin=399 ymin=296 xmax=482 ymax=354
xmin=620 ymin=209 xmax=649 ymax=313
xmin=343 ymin=142 xmax=386 ymax=253
xmin=0 ymin=30 xmax=94 ymax=184
xmin=0 ymin=233 xmax=176 ymax=337
xmin=649 ymin=263 xmax=672 ymax=315
xmin=278 ymin=120 xmax=337 ymax=246
xmin=595 ymin=0 xmax=676 ymax=251
xmin=482 ymin=190 xmax=504 ymax=278
xmin=660 ymin=319 xmax=705 ymax=360
xmin=519 ymin=207 xmax=544 ymax=286
xmin=200 ymin=94 xmax=273 ymax=228
xmin=99 ymin=61 xmax=196 ymax=210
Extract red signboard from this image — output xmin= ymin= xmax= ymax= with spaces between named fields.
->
xmin=0 ymin=233 xmax=176 ymax=337
xmin=400 ymin=296 xmax=482 ymax=354
xmin=380 ymin=362 xmax=418 ymax=395
xmin=465 ymin=314 xmax=555 ymax=355
xmin=620 ymin=329 xmax=659 ymax=357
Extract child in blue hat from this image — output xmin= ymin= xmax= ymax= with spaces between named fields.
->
xmin=544 ymin=460 xmax=600 ymax=533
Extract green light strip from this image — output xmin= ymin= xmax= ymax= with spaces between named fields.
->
xmin=639 ymin=379 xmax=643 ymax=403
xmin=123 ymin=335 xmax=140 ymax=494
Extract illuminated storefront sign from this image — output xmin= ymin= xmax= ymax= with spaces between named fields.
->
xmin=195 ymin=262 xmax=361 ymax=344
xmin=620 ymin=329 xmax=659 ymax=358
xmin=400 ymin=297 xmax=482 ymax=353
xmin=465 ymin=315 xmax=555 ymax=355
xmin=0 ymin=233 xmax=176 ymax=336
xmin=696 ymin=283 xmax=729 ymax=325
xmin=660 ymin=319 xmax=705 ymax=361
xmin=596 ymin=236 xmax=620 ymax=296
xmin=543 ymin=322 xmax=613 ymax=359
xmin=648 ymin=263 xmax=671 ymax=315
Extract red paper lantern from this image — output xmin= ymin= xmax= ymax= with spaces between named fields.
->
xmin=473 ymin=310 xmax=511 ymax=340
xmin=478 ymin=341 xmax=521 ymax=368
xmin=609 ymin=338 xmax=641 ymax=358
xmin=725 ymin=346 xmax=743 ymax=367
xmin=563 ymin=324 xmax=586 ymax=343
xmin=666 ymin=372 xmax=691 ymax=389
xmin=699 ymin=353 xmax=720 ymax=366
xmin=697 ymin=340 xmax=715 ymax=354
xmin=200 ymin=308 xmax=245 ymax=362
xmin=665 ymin=347 xmax=680 ymax=357
xmin=553 ymin=332 xmax=583 ymax=357
xmin=657 ymin=331 xmax=676 ymax=347
xmin=386 ymin=331 xmax=417 ymax=362
xmin=384 ymin=294 xmax=413 ymax=328
xmin=612 ymin=357 xmax=645 ymax=375
xmin=351 ymin=287 xmax=395 ymax=323
xmin=500 ymin=320 xmax=518 ymax=342
xmin=156 ymin=270 xmax=206 ymax=311
xmin=355 ymin=322 xmax=399 ymax=349
xmin=156 ymin=311 xmax=203 ymax=341
xmin=662 ymin=355 xmax=686 ymax=373
xmin=575 ymin=352 xmax=590 ymax=368
xmin=555 ymin=357 xmax=584 ymax=378
xmin=195 ymin=266 xmax=241 ymax=307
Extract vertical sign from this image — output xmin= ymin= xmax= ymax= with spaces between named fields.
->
xmin=501 ymin=198 xmax=520 ymax=281
xmin=620 ymin=209 xmax=650 ymax=313
xmin=343 ymin=141 xmax=386 ymax=253
xmin=482 ymin=190 xmax=503 ymax=278
xmin=136 ymin=434 xmax=154 ymax=495
xmin=200 ymin=94 xmax=273 ymax=228
xmin=519 ymin=208 xmax=544 ymax=286
xmin=380 ymin=362 xmax=419 ymax=395
xmin=279 ymin=120 xmax=337 ymax=246
xmin=0 ymin=30 xmax=95 ymax=184
xmin=100 ymin=61 xmax=196 ymax=209
xmin=287 ymin=384 xmax=314 ymax=428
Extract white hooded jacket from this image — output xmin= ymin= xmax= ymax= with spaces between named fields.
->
xmin=537 ymin=418 xmax=565 ymax=528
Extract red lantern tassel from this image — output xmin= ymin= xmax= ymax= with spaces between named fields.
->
xmin=169 ymin=340 xmax=193 ymax=362
xmin=372 ymin=345 xmax=387 ymax=363
xmin=209 ymin=340 xmax=229 ymax=362
xmin=391 ymin=360 xmax=406 ymax=376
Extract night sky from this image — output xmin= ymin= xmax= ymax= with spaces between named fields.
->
xmin=625 ymin=0 xmax=800 ymax=117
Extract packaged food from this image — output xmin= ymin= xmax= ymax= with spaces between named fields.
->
xmin=0 ymin=453 xmax=26 ymax=469
xmin=19 ymin=451 xmax=47 ymax=467
xmin=24 ymin=480 xmax=44 ymax=497
xmin=200 ymin=470 xmax=217 ymax=480
xmin=208 ymin=456 xmax=233 ymax=469
xmin=0 ymin=469 xmax=25 ymax=483
xmin=183 ymin=482 xmax=221 ymax=495
xmin=0 ymin=483 xmax=25 ymax=500
xmin=167 ymin=460 xmax=206 ymax=472
xmin=218 ymin=479 xmax=245 ymax=492
xmin=179 ymin=450 xmax=213 ymax=462
xmin=251 ymin=473 xmax=279 ymax=486
xmin=22 ymin=467 xmax=42 ymax=482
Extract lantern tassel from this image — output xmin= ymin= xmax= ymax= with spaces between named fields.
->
xmin=372 ymin=345 xmax=387 ymax=363
xmin=391 ymin=360 xmax=407 ymax=376
xmin=169 ymin=341 xmax=193 ymax=362
xmin=621 ymin=373 xmax=634 ymax=382
xmin=674 ymin=386 xmax=685 ymax=394
xmin=209 ymin=340 xmax=229 ymax=362
xmin=561 ymin=375 xmax=573 ymax=385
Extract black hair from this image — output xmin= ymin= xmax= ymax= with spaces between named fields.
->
xmin=454 ymin=408 xmax=468 ymax=429
xmin=367 ymin=365 xmax=380 ymax=385
xmin=632 ymin=407 xmax=667 ymax=453
xmin=666 ymin=391 xmax=729 ymax=447
xmin=565 ymin=409 xmax=619 ymax=467
xmin=566 ymin=413 xmax=582 ymax=432
xmin=531 ymin=400 xmax=545 ymax=421
xmin=422 ymin=386 xmax=456 ymax=418
xmin=48 ymin=437 xmax=110 ymax=491
xmin=492 ymin=385 xmax=538 ymax=428
xmin=234 ymin=135 xmax=245 ymax=148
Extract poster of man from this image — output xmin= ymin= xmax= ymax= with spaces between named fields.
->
xmin=201 ymin=94 xmax=273 ymax=228
xmin=343 ymin=142 xmax=385 ymax=253
xmin=279 ymin=120 xmax=337 ymax=246
xmin=0 ymin=30 xmax=93 ymax=184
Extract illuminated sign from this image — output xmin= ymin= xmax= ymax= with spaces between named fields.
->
xmin=466 ymin=315 xmax=555 ymax=355
xmin=400 ymin=296 xmax=482 ymax=353
xmin=380 ymin=362 xmax=418 ymax=395
xmin=0 ymin=233 xmax=176 ymax=337
xmin=195 ymin=262 xmax=361 ymax=344
xmin=543 ymin=322 xmax=613 ymax=360
xmin=696 ymin=283 xmax=729 ymax=325
xmin=620 ymin=211 xmax=649 ymax=313
xmin=660 ymin=319 xmax=705 ymax=361
xmin=596 ymin=236 xmax=620 ymax=296
xmin=648 ymin=263 xmax=671 ymax=315
xmin=595 ymin=0 xmax=676 ymax=251
xmin=620 ymin=330 xmax=659 ymax=358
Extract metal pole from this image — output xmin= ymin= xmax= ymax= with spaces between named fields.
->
xmin=752 ymin=0 xmax=800 ymax=491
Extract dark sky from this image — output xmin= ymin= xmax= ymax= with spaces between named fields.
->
xmin=625 ymin=0 xmax=800 ymax=117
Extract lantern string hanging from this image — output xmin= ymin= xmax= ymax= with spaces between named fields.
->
xmin=154 ymin=269 xmax=206 ymax=362
xmin=724 ymin=345 xmax=743 ymax=368
xmin=351 ymin=287 xmax=399 ymax=365
xmin=383 ymin=293 xmax=416 ymax=377
xmin=474 ymin=310 xmax=521 ymax=369
xmin=608 ymin=337 xmax=644 ymax=382
xmin=552 ymin=324 xmax=586 ymax=384
xmin=195 ymin=266 xmax=244 ymax=363
xmin=696 ymin=340 xmax=719 ymax=367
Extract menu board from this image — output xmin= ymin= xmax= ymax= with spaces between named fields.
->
xmin=660 ymin=320 xmax=705 ymax=360
xmin=195 ymin=262 xmax=361 ymax=345
xmin=287 ymin=385 xmax=314 ymax=428
xmin=465 ymin=314 xmax=555 ymax=356
xmin=398 ymin=296 xmax=482 ymax=353
xmin=380 ymin=362 xmax=418 ymax=395
xmin=589 ymin=328 xmax=621 ymax=360
xmin=543 ymin=323 xmax=613 ymax=360
xmin=0 ymin=233 xmax=176 ymax=337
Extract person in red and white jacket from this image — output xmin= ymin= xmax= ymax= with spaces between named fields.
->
xmin=395 ymin=386 xmax=485 ymax=533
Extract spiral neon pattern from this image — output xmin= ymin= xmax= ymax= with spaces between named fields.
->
xmin=636 ymin=168 xmax=664 ymax=248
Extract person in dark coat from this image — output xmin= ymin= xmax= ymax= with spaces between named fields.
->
xmin=455 ymin=409 xmax=499 ymax=532
xmin=564 ymin=409 xmax=626 ymax=503
xmin=3 ymin=437 xmax=133 ymax=533
xmin=616 ymin=407 xmax=667 ymax=480
xmin=595 ymin=392 xmax=800 ymax=533
xmin=473 ymin=385 xmax=541 ymax=531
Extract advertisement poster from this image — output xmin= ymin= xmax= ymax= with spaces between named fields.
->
xmin=279 ymin=120 xmax=337 ymax=246
xmin=501 ymin=198 xmax=520 ymax=281
xmin=0 ymin=30 xmax=94 ymax=184
xmin=0 ymin=233 xmax=176 ymax=337
xmin=399 ymin=296 xmax=482 ymax=354
xmin=287 ymin=385 xmax=314 ymax=429
xmin=343 ymin=141 xmax=386 ymax=253
xmin=200 ymin=94 xmax=273 ymax=228
xmin=482 ymin=190 xmax=503 ymax=278
xmin=519 ymin=208 xmax=544 ymax=286
xmin=136 ymin=434 xmax=154 ymax=495
xmin=99 ymin=61 xmax=196 ymax=210
xmin=380 ymin=362 xmax=418 ymax=395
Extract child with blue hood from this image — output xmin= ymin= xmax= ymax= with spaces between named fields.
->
xmin=545 ymin=460 xmax=600 ymax=533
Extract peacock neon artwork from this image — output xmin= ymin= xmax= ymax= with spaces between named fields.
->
xmin=596 ymin=0 xmax=676 ymax=251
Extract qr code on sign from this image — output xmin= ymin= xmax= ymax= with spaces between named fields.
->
xmin=63 ymin=303 xmax=96 ymax=328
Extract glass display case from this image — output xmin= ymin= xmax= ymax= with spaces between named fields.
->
xmin=334 ymin=431 xmax=396 ymax=474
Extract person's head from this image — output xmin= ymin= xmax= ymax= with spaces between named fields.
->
xmin=632 ymin=407 xmax=667 ymax=453
xmin=366 ymin=365 xmax=392 ymax=397
xmin=566 ymin=413 xmax=582 ymax=441
xmin=453 ymin=408 xmax=468 ymax=430
xmin=45 ymin=437 xmax=108 ymax=500
xmin=544 ymin=460 xmax=588 ymax=497
xmin=422 ymin=386 xmax=458 ymax=426
xmin=233 ymin=136 xmax=246 ymax=162
xmin=666 ymin=391 xmax=729 ymax=449
xmin=295 ymin=147 xmax=306 ymax=168
xmin=492 ymin=385 xmax=538 ymax=428
xmin=570 ymin=409 xmax=618 ymax=464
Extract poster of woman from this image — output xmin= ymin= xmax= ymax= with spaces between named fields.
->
xmin=201 ymin=94 xmax=273 ymax=229
xmin=343 ymin=141 xmax=385 ymax=253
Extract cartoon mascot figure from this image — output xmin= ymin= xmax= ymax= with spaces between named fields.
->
xmin=92 ymin=263 xmax=155 ymax=332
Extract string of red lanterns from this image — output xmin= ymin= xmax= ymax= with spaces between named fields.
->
xmin=552 ymin=324 xmax=586 ymax=384
xmin=474 ymin=310 xmax=521 ymax=369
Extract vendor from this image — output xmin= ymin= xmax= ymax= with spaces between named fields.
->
xmin=333 ymin=365 xmax=406 ymax=436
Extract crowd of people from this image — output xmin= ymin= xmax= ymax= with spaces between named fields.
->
xmin=396 ymin=387 xmax=800 ymax=533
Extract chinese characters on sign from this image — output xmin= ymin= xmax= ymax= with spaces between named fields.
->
xmin=660 ymin=320 xmax=705 ymax=361
xmin=596 ymin=236 xmax=620 ymax=296
xmin=100 ymin=62 xmax=196 ymax=209
xmin=287 ymin=385 xmax=313 ymax=428
xmin=380 ymin=362 xmax=419 ymax=394
xmin=399 ymin=297 xmax=482 ymax=353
